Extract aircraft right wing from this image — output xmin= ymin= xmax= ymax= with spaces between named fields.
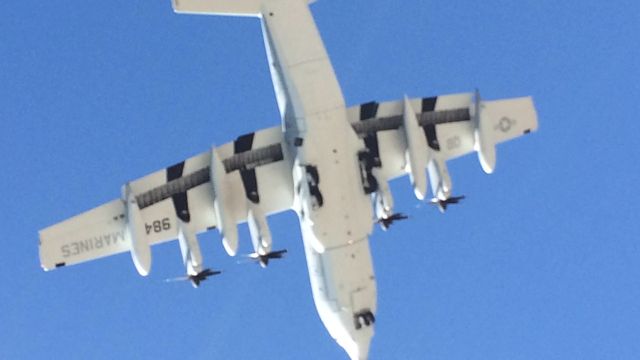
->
xmin=346 ymin=91 xmax=538 ymax=200
xmin=39 ymin=125 xmax=294 ymax=272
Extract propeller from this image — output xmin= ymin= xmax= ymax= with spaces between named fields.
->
xmin=376 ymin=213 xmax=408 ymax=231
xmin=430 ymin=195 xmax=465 ymax=213
xmin=165 ymin=268 xmax=222 ymax=288
xmin=246 ymin=249 xmax=288 ymax=268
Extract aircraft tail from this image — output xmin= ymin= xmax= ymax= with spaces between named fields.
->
xmin=172 ymin=0 xmax=316 ymax=17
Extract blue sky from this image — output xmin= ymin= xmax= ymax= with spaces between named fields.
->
xmin=2 ymin=0 xmax=640 ymax=359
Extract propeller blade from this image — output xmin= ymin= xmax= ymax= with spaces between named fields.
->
xmin=243 ymin=249 xmax=288 ymax=267
xmin=429 ymin=195 xmax=465 ymax=213
xmin=164 ymin=268 xmax=221 ymax=286
xmin=376 ymin=213 xmax=408 ymax=230
xmin=201 ymin=269 xmax=222 ymax=277
xmin=266 ymin=249 xmax=287 ymax=259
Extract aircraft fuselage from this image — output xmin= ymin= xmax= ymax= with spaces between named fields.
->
xmin=260 ymin=1 xmax=376 ymax=358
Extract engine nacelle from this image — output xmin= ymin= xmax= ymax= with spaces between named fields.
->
xmin=247 ymin=203 xmax=272 ymax=256
xmin=123 ymin=184 xmax=152 ymax=276
xmin=402 ymin=96 xmax=429 ymax=200
xmin=177 ymin=221 xmax=203 ymax=276
xmin=427 ymin=157 xmax=452 ymax=201
xmin=472 ymin=90 xmax=497 ymax=174
xmin=210 ymin=147 xmax=239 ymax=256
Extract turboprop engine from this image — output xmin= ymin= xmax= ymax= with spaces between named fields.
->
xmin=178 ymin=221 xmax=203 ymax=277
xmin=123 ymin=184 xmax=152 ymax=276
xmin=372 ymin=175 xmax=408 ymax=230
xmin=373 ymin=179 xmax=394 ymax=221
xmin=174 ymin=221 xmax=221 ymax=288
xmin=426 ymin=155 xmax=465 ymax=213
xmin=247 ymin=203 xmax=271 ymax=254
xmin=368 ymin=167 xmax=409 ymax=230
xmin=427 ymin=157 xmax=452 ymax=202
xmin=247 ymin=203 xmax=287 ymax=268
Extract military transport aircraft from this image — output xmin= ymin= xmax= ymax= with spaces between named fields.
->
xmin=38 ymin=1 xmax=538 ymax=359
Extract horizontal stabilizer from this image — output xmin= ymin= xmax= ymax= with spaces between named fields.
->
xmin=172 ymin=0 xmax=317 ymax=16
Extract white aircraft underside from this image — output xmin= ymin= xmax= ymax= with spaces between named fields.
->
xmin=38 ymin=1 xmax=538 ymax=359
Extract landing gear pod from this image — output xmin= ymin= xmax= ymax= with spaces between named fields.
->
xmin=472 ymin=90 xmax=497 ymax=174
xmin=123 ymin=184 xmax=152 ymax=276
xmin=402 ymin=96 xmax=429 ymax=200
xmin=210 ymin=147 xmax=239 ymax=256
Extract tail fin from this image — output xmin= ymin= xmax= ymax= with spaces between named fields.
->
xmin=172 ymin=0 xmax=317 ymax=17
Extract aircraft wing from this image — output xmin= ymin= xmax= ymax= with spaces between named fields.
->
xmin=347 ymin=91 xmax=538 ymax=184
xmin=39 ymin=125 xmax=293 ymax=271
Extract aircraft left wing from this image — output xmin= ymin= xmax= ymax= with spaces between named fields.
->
xmin=39 ymin=126 xmax=294 ymax=272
